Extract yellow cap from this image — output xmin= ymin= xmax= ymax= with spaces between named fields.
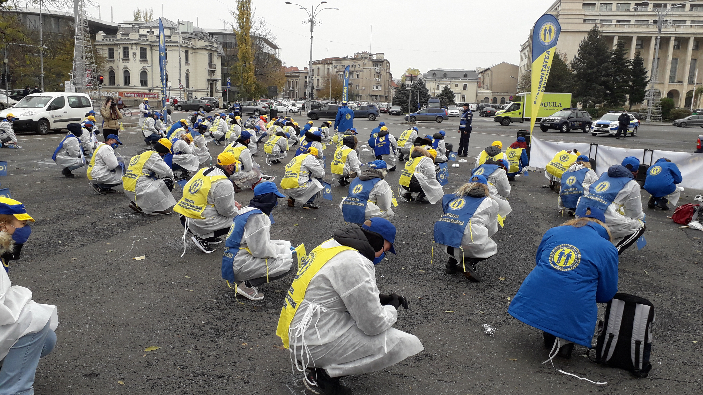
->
xmin=143 ymin=98 xmax=149 ymax=101
xmin=428 ymin=149 xmax=437 ymax=159
xmin=182 ymin=133 xmax=193 ymax=144
xmin=157 ymin=138 xmax=172 ymax=151
xmin=492 ymin=140 xmax=503 ymax=149
xmin=179 ymin=119 xmax=188 ymax=125
xmin=293 ymin=122 xmax=299 ymax=126
xmin=380 ymin=126 xmax=388 ymax=131
xmin=217 ymin=151 xmax=239 ymax=166
xmin=307 ymin=121 xmax=313 ymax=125
xmin=5 ymin=113 xmax=14 ymax=118
xmin=308 ymin=147 xmax=319 ymax=157
xmin=0 ymin=197 xmax=34 ymax=222
xmin=235 ymin=116 xmax=241 ymax=119
xmin=87 ymin=116 xmax=96 ymax=122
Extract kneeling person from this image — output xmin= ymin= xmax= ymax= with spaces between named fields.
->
xmin=341 ymin=160 xmax=395 ymax=223
xmin=331 ymin=135 xmax=361 ymax=186
xmin=643 ymin=158 xmax=683 ymax=210
xmin=87 ymin=134 xmax=124 ymax=194
xmin=53 ymin=123 xmax=87 ymax=178
xmin=123 ymin=138 xmax=176 ymax=215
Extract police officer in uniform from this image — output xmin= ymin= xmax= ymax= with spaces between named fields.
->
xmin=458 ymin=103 xmax=472 ymax=157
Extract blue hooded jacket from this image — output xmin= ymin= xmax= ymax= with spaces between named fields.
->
xmin=334 ymin=104 xmax=354 ymax=132
xmin=643 ymin=158 xmax=682 ymax=198
xmin=508 ymin=221 xmax=618 ymax=347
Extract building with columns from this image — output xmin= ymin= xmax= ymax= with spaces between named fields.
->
xmin=523 ymin=0 xmax=703 ymax=108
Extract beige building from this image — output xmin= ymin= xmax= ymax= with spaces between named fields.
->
xmin=95 ymin=19 xmax=222 ymax=104
xmin=310 ymin=52 xmax=393 ymax=102
xmin=422 ymin=69 xmax=479 ymax=104
xmin=523 ymin=0 xmax=703 ymax=107
xmin=284 ymin=66 xmax=309 ymax=100
xmin=477 ymin=62 xmax=520 ymax=104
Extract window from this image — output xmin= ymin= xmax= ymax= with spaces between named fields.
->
xmin=636 ymin=39 xmax=644 ymax=49
xmin=443 ymin=73 xmax=447 ymax=78
xmin=108 ymin=48 xmax=114 ymax=59
xmin=652 ymin=3 xmax=666 ymax=10
xmin=689 ymin=59 xmax=698 ymax=84
xmin=674 ymin=40 xmax=681 ymax=50
xmin=436 ymin=85 xmax=440 ymax=90
xmin=184 ymin=50 xmax=189 ymax=63
xmin=584 ymin=19 xmax=597 ymax=23
xmin=600 ymin=20 xmax=613 ymax=24
xmin=500 ymin=97 xmax=506 ymax=105
xmin=67 ymin=96 xmax=83 ymax=108
xmin=672 ymin=20 xmax=687 ymax=26
xmin=48 ymin=96 xmax=64 ymax=110
xmin=483 ymin=97 xmax=489 ymax=103
xmin=80 ymin=97 xmax=91 ymax=107
xmin=122 ymin=46 xmax=129 ymax=59
xmin=692 ymin=5 xmax=703 ymax=12
xmin=463 ymin=84 xmax=468 ymax=90
xmin=208 ymin=52 xmax=213 ymax=64
xmin=695 ymin=41 xmax=700 ymax=51
xmin=583 ymin=3 xmax=596 ymax=11
xmin=463 ymin=73 xmax=468 ymax=78
xmin=140 ymin=70 xmax=148 ymax=87
xmin=140 ymin=47 xmax=147 ymax=60
xmin=185 ymin=72 xmax=190 ymax=88
xmin=616 ymin=20 xmax=631 ymax=24
xmin=635 ymin=20 xmax=649 ymax=25
xmin=123 ymin=69 xmax=131 ymax=86
xmin=492 ymin=97 xmax=497 ymax=104
xmin=108 ymin=70 xmax=115 ymax=85
xmin=600 ymin=3 xmax=613 ymax=11
xmin=669 ymin=58 xmax=679 ymax=83
xmin=616 ymin=3 xmax=630 ymax=11
xmin=455 ymin=84 xmax=458 ymax=87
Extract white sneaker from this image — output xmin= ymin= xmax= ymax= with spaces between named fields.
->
xmin=236 ymin=282 xmax=264 ymax=300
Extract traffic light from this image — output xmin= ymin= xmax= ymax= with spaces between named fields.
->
xmin=98 ymin=75 xmax=104 ymax=85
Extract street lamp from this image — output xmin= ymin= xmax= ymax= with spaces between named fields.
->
xmin=285 ymin=1 xmax=338 ymax=102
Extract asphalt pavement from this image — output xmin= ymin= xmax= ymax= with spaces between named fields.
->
xmin=1 ymin=112 xmax=702 ymax=394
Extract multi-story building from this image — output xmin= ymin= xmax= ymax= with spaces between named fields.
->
xmin=477 ymin=62 xmax=519 ymax=105
xmin=310 ymin=52 xmax=393 ymax=102
xmin=94 ymin=19 xmax=222 ymax=104
xmin=422 ymin=69 xmax=479 ymax=104
xmin=284 ymin=66 xmax=308 ymax=100
xmin=525 ymin=0 xmax=703 ymax=107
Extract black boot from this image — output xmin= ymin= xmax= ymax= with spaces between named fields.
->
xmin=445 ymin=257 xmax=459 ymax=274
xmin=62 ymin=167 xmax=75 ymax=178
xmin=647 ymin=195 xmax=656 ymax=209
xmin=657 ymin=197 xmax=669 ymax=210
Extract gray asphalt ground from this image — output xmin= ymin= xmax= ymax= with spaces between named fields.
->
xmin=1 ymin=112 xmax=702 ymax=394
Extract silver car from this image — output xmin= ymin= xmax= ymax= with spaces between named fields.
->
xmin=673 ymin=114 xmax=703 ymax=127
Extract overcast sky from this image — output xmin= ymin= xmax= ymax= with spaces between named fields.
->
xmin=82 ymin=0 xmax=556 ymax=77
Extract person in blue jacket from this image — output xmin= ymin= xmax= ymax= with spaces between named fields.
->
xmin=371 ymin=121 xmax=385 ymax=138
xmin=508 ymin=206 xmax=618 ymax=359
xmin=301 ymin=120 xmax=313 ymax=136
xmin=334 ymin=101 xmax=354 ymax=133
xmin=643 ymin=158 xmax=683 ymax=210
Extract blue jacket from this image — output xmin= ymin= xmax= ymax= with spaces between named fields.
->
xmin=459 ymin=110 xmax=473 ymax=133
xmin=644 ymin=158 xmax=682 ymax=198
xmin=334 ymin=105 xmax=354 ymax=132
xmin=508 ymin=222 xmax=618 ymax=347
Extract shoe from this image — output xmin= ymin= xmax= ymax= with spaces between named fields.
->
xmin=398 ymin=156 xmax=405 ymax=162
xmin=128 ymin=201 xmax=143 ymax=213
xmin=90 ymin=183 xmax=107 ymax=195
xmin=152 ymin=209 xmax=172 ymax=215
xmin=191 ymin=235 xmax=215 ymax=253
xmin=402 ymin=192 xmax=414 ymax=202
xmin=206 ymin=237 xmax=224 ymax=245
xmin=338 ymin=178 xmax=350 ymax=187
xmin=567 ymin=209 xmax=575 ymax=217
xmin=543 ymin=332 xmax=557 ymax=349
xmin=647 ymin=195 xmax=656 ymax=209
xmin=445 ymin=257 xmax=459 ymax=274
xmin=657 ymin=197 xmax=669 ymax=210
xmin=616 ymin=137 xmax=620 ymax=140
xmin=303 ymin=202 xmax=319 ymax=209
xmin=236 ymin=282 xmax=264 ymax=301
xmin=462 ymin=260 xmax=481 ymax=282
xmin=213 ymin=139 xmax=221 ymax=146
xmin=416 ymin=195 xmax=430 ymax=204
xmin=287 ymin=197 xmax=295 ymax=207
xmin=62 ymin=167 xmax=75 ymax=178
xmin=261 ymin=174 xmax=276 ymax=182
xmin=557 ymin=342 xmax=574 ymax=359
xmin=304 ymin=368 xmax=351 ymax=395
xmin=388 ymin=166 xmax=396 ymax=172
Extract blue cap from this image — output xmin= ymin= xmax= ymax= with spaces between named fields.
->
xmin=254 ymin=181 xmax=285 ymax=198
xmin=517 ymin=136 xmax=526 ymax=142
xmin=87 ymin=110 xmax=95 ymax=115
xmin=313 ymin=130 xmax=322 ymax=136
xmin=498 ymin=159 xmax=509 ymax=169
xmin=413 ymin=127 xmax=418 ymax=131
xmin=438 ymin=130 xmax=445 ymax=137
xmin=379 ymin=122 xmax=385 ymax=127
xmin=470 ymin=174 xmax=488 ymax=185
xmin=285 ymin=133 xmax=291 ymax=138
xmin=361 ymin=218 xmax=396 ymax=254
xmin=106 ymin=134 xmax=122 ymax=144
xmin=240 ymin=130 xmax=252 ymax=140
xmin=577 ymin=155 xmax=589 ymax=162
xmin=347 ymin=128 xmax=357 ymax=134
xmin=368 ymin=160 xmax=387 ymax=169
xmin=622 ymin=156 xmax=640 ymax=170
xmin=425 ymin=134 xmax=433 ymax=140
xmin=575 ymin=204 xmax=606 ymax=222
xmin=85 ymin=121 xmax=94 ymax=126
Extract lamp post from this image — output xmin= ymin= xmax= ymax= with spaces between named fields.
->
xmin=285 ymin=1 xmax=338 ymax=101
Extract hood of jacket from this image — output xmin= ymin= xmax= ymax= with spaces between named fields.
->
xmin=305 ymin=131 xmax=322 ymax=142
xmin=509 ymin=141 xmax=528 ymax=149
xmin=587 ymin=221 xmax=611 ymax=242
xmin=433 ymin=132 xmax=444 ymax=140
xmin=378 ymin=129 xmax=389 ymax=137
xmin=333 ymin=226 xmax=376 ymax=262
xmin=484 ymin=145 xmax=502 ymax=157
xmin=607 ymin=164 xmax=633 ymax=179
xmin=359 ymin=168 xmax=385 ymax=181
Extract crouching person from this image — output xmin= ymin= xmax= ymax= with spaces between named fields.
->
xmin=281 ymin=147 xmax=325 ymax=209
xmin=87 ymin=134 xmax=124 ymax=194
xmin=399 ymin=147 xmax=444 ymax=204
xmin=123 ymin=138 xmax=176 ymax=215
xmin=643 ymin=158 xmax=683 ymax=211
xmin=508 ymin=208 xmax=618 ymax=359
xmin=277 ymin=218 xmax=423 ymax=395
xmin=341 ymin=160 xmax=395 ymax=223
xmin=221 ymin=182 xmax=293 ymax=301
xmin=53 ymin=123 xmax=86 ymax=178
xmin=331 ymin=135 xmax=361 ymax=186
xmin=434 ymin=175 xmax=499 ymax=282
xmin=559 ymin=155 xmax=598 ymax=214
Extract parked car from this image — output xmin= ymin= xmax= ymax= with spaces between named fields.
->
xmin=591 ymin=112 xmax=640 ymax=136
xmin=479 ymin=107 xmax=497 ymax=117
xmin=240 ymin=101 xmax=269 ymax=116
xmin=175 ymin=99 xmax=214 ymax=112
xmin=307 ymin=104 xmax=340 ymax=120
xmin=0 ymin=92 xmax=92 ymax=134
xmin=539 ymin=109 xmax=592 ymax=133
xmin=0 ymin=93 xmax=18 ymax=110
xmin=389 ymin=105 xmax=403 ymax=116
xmin=378 ymin=103 xmax=390 ymax=113
xmin=696 ymin=134 xmax=703 ymax=153
xmin=673 ymin=114 xmax=703 ymax=127
xmin=446 ymin=105 xmax=461 ymax=117
xmin=200 ymin=96 xmax=220 ymax=109
xmin=354 ymin=104 xmax=379 ymax=120
xmin=404 ymin=107 xmax=448 ymax=123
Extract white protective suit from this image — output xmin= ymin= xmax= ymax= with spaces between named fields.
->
xmin=0 ymin=121 xmax=18 ymax=145
xmin=282 ymin=154 xmax=325 ymax=204
xmin=229 ymin=207 xmax=293 ymax=281
xmin=288 ymin=237 xmax=423 ymax=377
xmin=339 ymin=170 xmax=395 ymax=220
xmin=229 ymin=143 xmax=263 ymax=189
xmin=211 ymin=117 xmax=228 ymax=142
xmin=582 ymin=177 xmax=645 ymax=245
xmin=138 ymin=102 xmax=150 ymax=128
xmin=226 ymin=121 xmax=242 ymax=144
xmin=54 ymin=134 xmax=85 ymax=170
xmin=80 ymin=128 xmax=98 ymax=158
xmin=89 ymin=144 xmax=123 ymax=185
xmin=0 ymin=268 xmax=58 ymax=361
xmin=398 ymin=129 xmax=418 ymax=157
xmin=558 ymin=163 xmax=598 ymax=210
xmin=443 ymin=190 xmax=500 ymax=259
xmin=337 ymin=149 xmax=361 ymax=178
xmin=171 ymin=140 xmax=200 ymax=172
xmin=433 ymin=138 xmax=448 ymax=163
xmin=406 ymin=155 xmax=444 ymax=204
xmin=125 ymin=152 xmax=176 ymax=214
xmin=265 ymin=134 xmax=289 ymax=163
xmin=187 ymin=167 xmax=239 ymax=238
xmin=193 ymin=133 xmax=211 ymax=165
xmin=484 ymin=167 xmax=512 ymax=218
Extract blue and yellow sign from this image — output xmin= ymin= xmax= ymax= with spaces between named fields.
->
xmin=530 ymin=14 xmax=561 ymax=137
xmin=449 ymin=198 xmax=466 ymax=211
xmin=342 ymin=65 xmax=350 ymax=102
xmin=548 ymin=244 xmax=581 ymax=271
xmin=649 ymin=166 xmax=662 ymax=176
xmin=594 ymin=181 xmax=610 ymax=193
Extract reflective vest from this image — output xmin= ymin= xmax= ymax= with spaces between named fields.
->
xmin=173 ymin=167 xmax=228 ymax=219
xmin=560 ymin=168 xmax=589 ymax=209
xmin=226 ymin=123 xmax=238 ymax=140
xmin=506 ymin=148 xmax=524 ymax=173
xmin=122 ymin=151 xmax=154 ymax=193
xmin=477 ymin=150 xmax=507 ymax=166
xmin=374 ymin=134 xmax=391 ymax=156
xmin=86 ymin=143 xmax=108 ymax=181
xmin=281 ymin=154 xmax=309 ymax=190
xmin=399 ymin=157 xmax=423 ymax=187
xmin=265 ymin=135 xmax=285 ymax=155
xmin=546 ymin=150 xmax=578 ymax=179
xmin=472 ymin=164 xmax=499 ymax=179
xmin=331 ymin=146 xmax=353 ymax=175
xmin=434 ymin=194 xmax=485 ymax=248
xmin=276 ymin=241 xmax=355 ymax=349
xmin=224 ymin=143 xmax=248 ymax=162
xmin=209 ymin=118 xmax=221 ymax=133
xmin=398 ymin=129 xmax=414 ymax=147
xmin=342 ymin=178 xmax=380 ymax=224
xmin=221 ymin=209 xmax=263 ymax=282
xmin=576 ymin=174 xmax=631 ymax=213
xmin=295 ymin=139 xmax=312 ymax=157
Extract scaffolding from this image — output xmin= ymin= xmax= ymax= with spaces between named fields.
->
xmin=72 ymin=0 xmax=96 ymax=95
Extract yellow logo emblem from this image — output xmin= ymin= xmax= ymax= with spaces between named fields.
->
xmin=474 ymin=168 xmax=485 ymax=175
xmin=540 ymin=22 xmax=557 ymax=46
xmin=129 ymin=156 xmax=140 ymax=166
xmin=594 ymin=181 xmax=610 ymax=193
xmin=352 ymin=184 xmax=364 ymax=194
xmin=649 ymin=166 xmax=662 ymax=176
xmin=188 ymin=178 xmax=204 ymax=195
xmin=559 ymin=154 xmax=570 ymax=162
xmin=548 ymin=244 xmax=581 ymax=271
xmin=449 ymin=198 xmax=466 ymax=211
xmin=345 ymin=114 xmax=351 ymax=120
xmin=566 ymin=176 xmax=576 ymax=186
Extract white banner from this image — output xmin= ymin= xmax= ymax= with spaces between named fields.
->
xmin=530 ymin=137 xmax=703 ymax=190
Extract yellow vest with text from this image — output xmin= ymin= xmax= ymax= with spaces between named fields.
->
xmin=399 ymin=157 xmax=423 ymax=187
xmin=506 ymin=148 xmax=524 ymax=173
xmin=224 ymin=144 xmax=247 ymax=162
xmin=331 ymin=146 xmax=353 ymax=175
xmin=281 ymin=154 xmax=310 ymax=190
xmin=477 ymin=150 xmax=507 ymax=166
xmin=398 ymin=129 xmax=414 ymax=147
xmin=209 ymin=118 xmax=221 ymax=133
xmin=122 ymin=151 xmax=154 ymax=193
xmin=546 ymin=150 xmax=578 ymax=179
xmin=276 ymin=241 xmax=355 ymax=349
xmin=173 ymin=168 xmax=228 ymax=219
xmin=86 ymin=143 xmax=107 ymax=181
xmin=264 ymin=135 xmax=285 ymax=154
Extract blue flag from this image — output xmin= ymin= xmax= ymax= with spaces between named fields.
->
xmin=636 ymin=235 xmax=647 ymax=250
xmin=158 ymin=18 xmax=167 ymax=119
xmin=342 ymin=66 xmax=350 ymax=102
xmin=436 ymin=162 xmax=449 ymax=186
xmin=0 ymin=188 xmax=10 ymax=199
xmin=322 ymin=181 xmax=333 ymax=201
xmin=0 ymin=161 xmax=7 ymax=176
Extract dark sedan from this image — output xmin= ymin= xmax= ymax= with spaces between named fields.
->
xmin=175 ymin=99 xmax=214 ymax=112
xmin=480 ymin=107 xmax=497 ymax=117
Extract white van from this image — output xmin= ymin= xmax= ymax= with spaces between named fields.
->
xmin=0 ymin=92 xmax=93 ymax=134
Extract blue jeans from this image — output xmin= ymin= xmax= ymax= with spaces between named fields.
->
xmin=0 ymin=322 xmax=57 ymax=395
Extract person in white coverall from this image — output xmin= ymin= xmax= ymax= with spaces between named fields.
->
xmin=340 ymin=159 xmax=395 ymax=222
xmin=170 ymin=133 xmax=200 ymax=179
xmin=53 ymin=123 xmax=87 ymax=178
xmin=280 ymin=147 xmax=325 ymax=209
xmin=399 ymin=147 xmax=444 ymax=204
xmin=87 ymin=134 xmax=124 ymax=194
xmin=123 ymin=138 xmax=176 ymax=215
xmin=138 ymin=98 xmax=150 ymax=129
xmin=471 ymin=159 xmax=512 ymax=218
xmin=278 ymin=218 xmax=423 ymax=395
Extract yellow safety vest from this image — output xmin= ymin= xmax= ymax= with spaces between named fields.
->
xmin=398 ymin=129 xmax=414 ymax=147
xmin=86 ymin=143 xmax=107 ymax=181
xmin=122 ymin=151 xmax=154 ymax=193
xmin=173 ymin=168 xmax=228 ymax=219
xmin=399 ymin=157 xmax=423 ymax=187
xmin=276 ymin=241 xmax=355 ymax=349
xmin=546 ymin=150 xmax=578 ymax=179
xmin=477 ymin=150 xmax=507 ymax=166
xmin=506 ymin=148 xmax=523 ymax=173
xmin=331 ymin=146 xmax=353 ymax=175
xmin=266 ymin=120 xmax=275 ymax=129
xmin=209 ymin=118 xmax=221 ymax=132
xmin=281 ymin=154 xmax=309 ymax=190
xmin=264 ymin=135 xmax=285 ymax=154
xmin=224 ymin=144 xmax=248 ymax=162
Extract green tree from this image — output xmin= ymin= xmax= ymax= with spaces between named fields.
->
xmin=392 ymin=83 xmax=409 ymax=112
xmin=320 ymin=75 xmax=344 ymax=101
xmin=544 ymin=52 xmax=573 ymax=93
xmin=437 ymin=85 xmax=455 ymax=107
xmin=408 ymin=78 xmax=430 ymax=111
xmin=627 ymin=51 xmax=649 ymax=109
xmin=606 ymin=40 xmax=629 ymax=107
xmin=516 ymin=70 xmax=531 ymax=93
xmin=660 ymin=97 xmax=675 ymax=119
xmin=400 ymin=68 xmax=420 ymax=84
xmin=571 ymin=26 xmax=612 ymax=107
xmin=132 ymin=8 xmax=154 ymax=22
xmin=232 ymin=0 xmax=257 ymax=100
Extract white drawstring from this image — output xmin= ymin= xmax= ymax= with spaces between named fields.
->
xmin=289 ymin=301 xmax=328 ymax=387
xmin=542 ymin=338 xmax=608 ymax=385
xmin=180 ymin=217 xmax=190 ymax=257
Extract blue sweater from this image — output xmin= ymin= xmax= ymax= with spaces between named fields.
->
xmin=334 ymin=106 xmax=354 ymax=132
xmin=508 ymin=222 xmax=618 ymax=347
xmin=643 ymin=159 xmax=682 ymax=198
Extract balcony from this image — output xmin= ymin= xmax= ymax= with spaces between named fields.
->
xmin=208 ymin=63 xmax=217 ymax=70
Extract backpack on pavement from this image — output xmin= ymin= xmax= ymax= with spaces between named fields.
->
xmin=594 ymin=293 xmax=655 ymax=378
xmin=672 ymin=203 xmax=700 ymax=225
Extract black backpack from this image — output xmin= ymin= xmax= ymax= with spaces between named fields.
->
xmin=595 ymin=293 xmax=655 ymax=378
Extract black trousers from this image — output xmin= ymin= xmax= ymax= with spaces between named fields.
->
xmin=615 ymin=225 xmax=646 ymax=255
xmin=614 ymin=125 xmax=627 ymax=138
xmin=458 ymin=131 xmax=471 ymax=156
